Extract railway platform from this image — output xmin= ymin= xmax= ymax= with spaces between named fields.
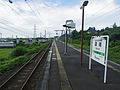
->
xmin=48 ymin=41 xmax=120 ymax=90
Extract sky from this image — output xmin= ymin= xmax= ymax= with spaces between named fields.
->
xmin=0 ymin=0 xmax=120 ymax=38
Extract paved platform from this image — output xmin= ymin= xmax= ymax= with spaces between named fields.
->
xmin=48 ymin=41 xmax=120 ymax=90
xmin=49 ymin=43 xmax=61 ymax=90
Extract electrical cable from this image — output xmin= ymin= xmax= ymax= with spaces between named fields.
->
xmin=86 ymin=6 xmax=120 ymax=25
xmin=0 ymin=22 xmax=30 ymax=37
xmin=0 ymin=26 xmax=29 ymax=37
xmin=0 ymin=0 xmax=34 ymax=37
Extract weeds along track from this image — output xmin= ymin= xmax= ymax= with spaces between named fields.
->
xmin=0 ymin=42 xmax=51 ymax=90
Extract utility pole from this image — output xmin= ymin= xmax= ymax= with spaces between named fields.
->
xmin=40 ymin=33 xmax=42 ymax=38
xmin=0 ymin=33 xmax=2 ymax=39
xmin=33 ymin=24 xmax=36 ymax=39
xmin=45 ymin=30 xmax=46 ymax=39
xmin=12 ymin=35 xmax=13 ymax=39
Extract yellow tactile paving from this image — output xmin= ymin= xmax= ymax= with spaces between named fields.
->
xmin=54 ymin=41 xmax=72 ymax=90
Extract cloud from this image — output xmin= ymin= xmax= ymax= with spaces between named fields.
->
xmin=0 ymin=0 xmax=119 ymax=38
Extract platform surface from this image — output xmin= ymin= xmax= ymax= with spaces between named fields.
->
xmin=48 ymin=41 xmax=120 ymax=90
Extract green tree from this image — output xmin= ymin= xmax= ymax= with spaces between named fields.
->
xmin=71 ymin=30 xmax=79 ymax=39
xmin=113 ymin=22 xmax=117 ymax=28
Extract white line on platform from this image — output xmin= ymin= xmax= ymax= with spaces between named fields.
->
xmin=52 ymin=53 xmax=55 ymax=56
xmin=52 ymin=58 xmax=56 ymax=60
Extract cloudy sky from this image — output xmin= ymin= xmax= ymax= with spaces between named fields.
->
xmin=0 ymin=0 xmax=120 ymax=38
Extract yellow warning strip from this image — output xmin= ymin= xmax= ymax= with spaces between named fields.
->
xmin=108 ymin=65 xmax=120 ymax=73
xmin=60 ymin=41 xmax=120 ymax=73
xmin=54 ymin=41 xmax=72 ymax=90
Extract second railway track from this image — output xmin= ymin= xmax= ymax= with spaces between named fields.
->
xmin=0 ymin=42 xmax=51 ymax=90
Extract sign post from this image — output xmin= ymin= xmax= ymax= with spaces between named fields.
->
xmin=89 ymin=35 xmax=109 ymax=83
xmin=63 ymin=20 xmax=75 ymax=55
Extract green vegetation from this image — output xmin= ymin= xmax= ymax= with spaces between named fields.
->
xmin=0 ymin=49 xmax=14 ymax=59
xmin=67 ymin=25 xmax=120 ymax=64
xmin=0 ymin=42 xmax=48 ymax=75
xmin=10 ymin=47 xmax=28 ymax=58
xmin=0 ymin=55 xmax=28 ymax=75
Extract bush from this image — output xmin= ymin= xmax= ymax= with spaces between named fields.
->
xmin=10 ymin=47 xmax=28 ymax=58
xmin=0 ymin=55 xmax=28 ymax=75
xmin=0 ymin=58 xmax=8 ymax=61
xmin=0 ymin=42 xmax=49 ymax=75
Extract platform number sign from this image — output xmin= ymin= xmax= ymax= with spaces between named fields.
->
xmin=89 ymin=35 xmax=109 ymax=83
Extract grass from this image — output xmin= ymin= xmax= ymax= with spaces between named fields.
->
xmin=0 ymin=49 xmax=14 ymax=59
xmin=0 ymin=55 xmax=28 ymax=75
xmin=0 ymin=42 xmax=49 ymax=75
xmin=69 ymin=40 xmax=120 ymax=64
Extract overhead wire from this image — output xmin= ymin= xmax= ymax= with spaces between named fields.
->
xmin=83 ymin=0 xmax=120 ymax=28
xmin=25 ymin=0 xmax=45 ymax=26
xmin=31 ymin=0 xmax=42 ymax=17
xmin=86 ymin=6 xmax=120 ymax=25
xmin=0 ymin=26 xmax=28 ymax=37
xmin=0 ymin=18 xmax=33 ymax=36
xmin=25 ymin=0 xmax=46 ymax=36
xmin=25 ymin=0 xmax=41 ymax=21
xmin=0 ymin=22 xmax=30 ymax=37
xmin=0 ymin=0 xmax=33 ymax=37
xmin=1 ymin=0 xmax=26 ymax=21
xmin=31 ymin=0 xmax=45 ymax=24
xmin=87 ymin=0 xmax=114 ymax=18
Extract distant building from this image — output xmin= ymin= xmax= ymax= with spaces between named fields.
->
xmin=54 ymin=36 xmax=59 ymax=40
xmin=0 ymin=41 xmax=16 ymax=48
xmin=87 ymin=29 xmax=98 ymax=34
xmin=24 ymin=39 xmax=32 ymax=44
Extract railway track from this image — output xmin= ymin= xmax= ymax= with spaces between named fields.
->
xmin=0 ymin=42 xmax=51 ymax=90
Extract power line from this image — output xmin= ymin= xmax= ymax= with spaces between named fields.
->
xmin=0 ymin=0 xmax=26 ymax=21
xmin=0 ymin=22 xmax=30 ymax=37
xmin=0 ymin=26 xmax=28 ymax=37
xmin=25 ymin=1 xmax=39 ymax=18
xmin=87 ymin=0 xmax=114 ymax=18
xmin=31 ymin=0 xmax=42 ymax=16
xmin=25 ymin=0 xmax=45 ymax=26
xmin=12 ymin=3 xmax=30 ymax=22
xmin=0 ymin=18 xmax=33 ymax=36
xmin=0 ymin=1 xmax=34 ymax=36
xmin=86 ymin=6 xmax=120 ymax=25
xmin=0 ymin=21 xmax=32 ymax=36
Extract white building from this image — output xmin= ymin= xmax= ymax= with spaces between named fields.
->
xmin=0 ymin=41 xmax=16 ymax=48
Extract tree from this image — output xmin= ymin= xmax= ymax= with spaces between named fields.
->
xmin=113 ymin=22 xmax=117 ymax=28
xmin=88 ymin=27 xmax=96 ymax=30
xmin=71 ymin=30 xmax=79 ymax=39
xmin=105 ymin=27 xmax=109 ymax=30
